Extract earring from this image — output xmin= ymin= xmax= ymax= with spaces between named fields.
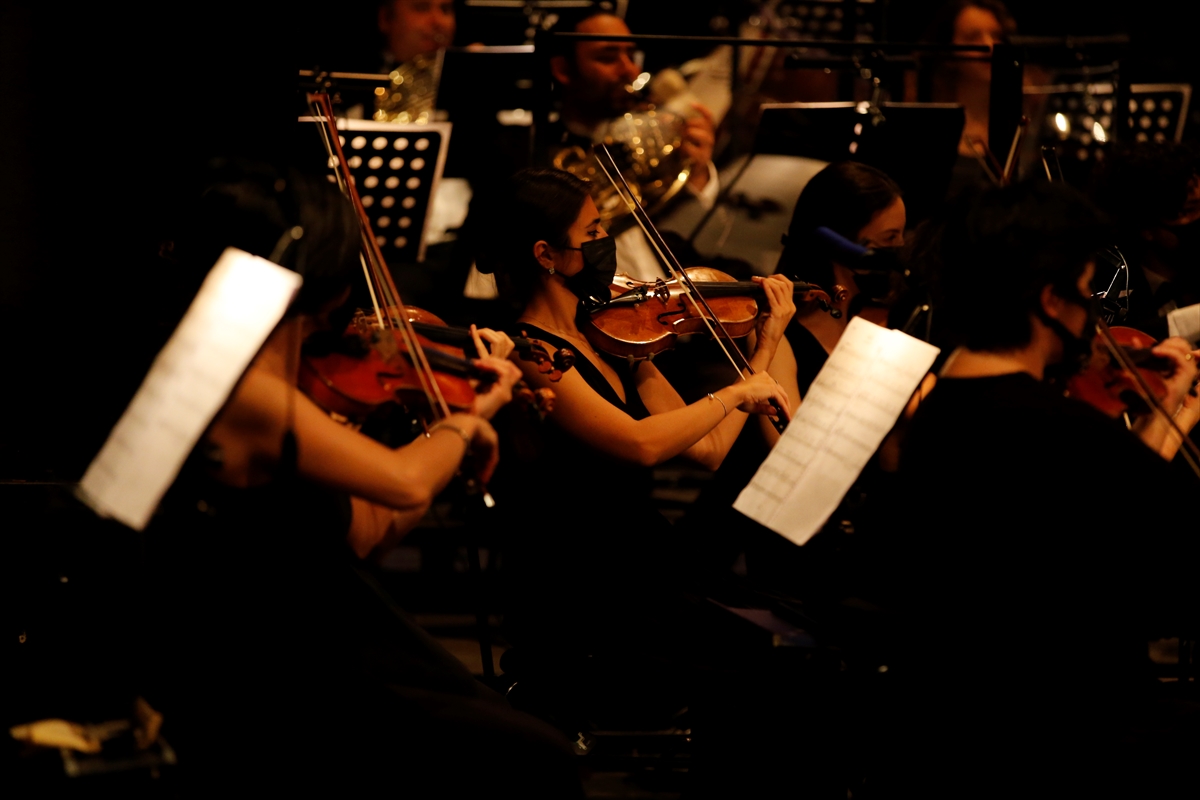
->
xmin=548 ymin=267 xmax=556 ymax=275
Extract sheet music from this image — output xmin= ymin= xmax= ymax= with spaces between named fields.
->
xmin=77 ymin=249 xmax=302 ymax=531
xmin=1167 ymin=303 xmax=1200 ymax=348
xmin=734 ymin=317 xmax=939 ymax=546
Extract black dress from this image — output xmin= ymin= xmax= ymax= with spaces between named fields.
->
xmin=679 ymin=318 xmax=856 ymax=597
xmin=143 ymin=438 xmax=580 ymax=795
xmin=496 ymin=325 xmax=687 ymax=656
xmin=785 ymin=318 xmax=831 ymax=399
xmin=495 ymin=328 xmax=850 ymax=796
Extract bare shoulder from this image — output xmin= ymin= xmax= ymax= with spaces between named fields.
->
xmin=223 ymin=367 xmax=289 ymax=427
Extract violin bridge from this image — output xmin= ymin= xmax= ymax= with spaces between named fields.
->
xmin=652 ymin=279 xmax=670 ymax=305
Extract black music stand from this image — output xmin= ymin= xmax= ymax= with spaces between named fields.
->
xmin=299 ymin=117 xmax=452 ymax=264
xmin=750 ymin=102 xmax=965 ymax=225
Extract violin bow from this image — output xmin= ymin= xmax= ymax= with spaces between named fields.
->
xmin=307 ymin=91 xmax=450 ymax=420
xmin=1096 ymin=319 xmax=1200 ymax=478
xmin=309 ymin=93 xmax=502 ymax=506
xmin=593 ymin=144 xmax=788 ymax=432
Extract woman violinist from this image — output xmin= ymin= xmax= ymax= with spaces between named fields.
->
xmin=772 ymin=161 xmax=908 ymax=397
xmin=682 ymin=160 xmax=914 ymax=600
xmin=475 ymin=166 xmax=809 ymax=797
xmin=145 ymin=163 xmax=582 ymax=795
xmin=474 ymin=167 xmax=794 ymax=649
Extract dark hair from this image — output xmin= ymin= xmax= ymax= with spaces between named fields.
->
xmin=930 ymin=181 xmax=1106 ymax=351
xmin=545 ymin=9 xmax=619 ymax=60
xmin=775 ymin=161 xmax=903 ymax=289
xmin=174 ymin=161 xmax=360 ymax=316
xmin=475 ymin=168 xmax=591 ymax=310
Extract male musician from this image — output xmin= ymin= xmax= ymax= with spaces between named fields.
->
xmin=874 ymin=181 xmax=1200 ymax=796
xmin=378 ymin=0 xmax=456 ymax=70
xmin=547 ymin=11 xmax=717 ymax=194
xmin=541 ymin=12 xmax=720 ymax=282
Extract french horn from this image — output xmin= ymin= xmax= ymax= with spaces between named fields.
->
xmin=372 ymin=51 xmax=442 ymax=124
xmin=553 ymin=105 xmax=693 ymax=223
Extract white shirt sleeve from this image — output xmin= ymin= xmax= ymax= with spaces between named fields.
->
xmin=685 ymin=161 xmax=721 ymax=211
xmin=615 ymin=227 xmax=671 ymax=283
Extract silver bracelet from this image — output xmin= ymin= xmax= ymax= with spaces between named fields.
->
xmin=427 ymin=422 xmax=472 ymax=446
xmin=707 ymin=392 xmax=729 ymax=417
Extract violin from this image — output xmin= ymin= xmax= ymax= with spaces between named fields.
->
xmin=584 ymin=268 xmax=839 ymax=361
xmin=589 ymin=143 xmax=800 ymax=431
xmin=336 ymin=304 xmax=578 ymax=419
xmin=1068 ymin=321 xmax=1200 ymax=477
xmin=1067 ymin=326 xmax=1172 ymax=420
xmin=298 ymin=91 xmax=493 ymax=431
xmin=395 ymin=309 xmax=576 ymax=381
xmin=299 ymin=321 xmax=492 ymax=421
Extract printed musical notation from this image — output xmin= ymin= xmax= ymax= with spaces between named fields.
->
xmin=78 ymin=249 xmax=301 ymax=530
xmin=734 ymin=317 xmax=939 ymax=546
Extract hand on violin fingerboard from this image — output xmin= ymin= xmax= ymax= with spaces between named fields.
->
xmin=470 ymin=325 xmax=515 ymax=360
xmin=750 ymin=275 xmax=797 ymax=372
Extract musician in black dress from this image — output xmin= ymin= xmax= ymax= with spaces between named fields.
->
xmin=773 ymin=161 xmax=907 ymax=397
xmin=144 ymin=163 xmax=582 ymax=795
xmin=474 ymin=167 xmax=794 ymax=654
xmin=680 ymin=161 xmax=909 ymax=595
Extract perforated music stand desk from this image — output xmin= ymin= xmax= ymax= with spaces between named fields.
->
xmin=753 ymin=102 xmax=965 ymax=225
xmin=298 ymin=117 xmax=452 ymax=264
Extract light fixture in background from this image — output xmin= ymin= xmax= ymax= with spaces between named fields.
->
xmin=1027 ymin=82 xmax=1115 ymax=163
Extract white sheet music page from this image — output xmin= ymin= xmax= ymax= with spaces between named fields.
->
xmin=1167 ymin=303 xmax=1200 ymax=348
xmin=77 ymin=249 xmax=302 ymax=530
xmin=734 ymin=317 xmax=939 ymax=546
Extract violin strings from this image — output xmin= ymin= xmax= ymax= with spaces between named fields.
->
xmin=360 ymin=253 xmax=386 ymax=328
xmin=1097 ymin=321 xmax=1200 ymax=477
xmin=594 ymin=145 xmax=753 ymax=382
xmin=597 ymin=145 xmax=755 ymax=374
xmin=315 ymin=94 xmax=449 ymax=419
xmin=595 ymin=148 xmax=789 ymax=432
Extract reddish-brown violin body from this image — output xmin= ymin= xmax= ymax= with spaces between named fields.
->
xmin=583 ymin=267 xmax=838 ymax=360
xmin=300 ymin=305 xmax=574 ymax=421
xmin=1067 ymin=325 xmax=1172 ymax=419
xmin=299 ymin=314 xmax=486 ymax=421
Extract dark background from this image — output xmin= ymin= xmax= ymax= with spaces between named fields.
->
xmin=2 ymin=0 xmax=1196 ymax=480
xmin=0 ymin=0 xmax=1193 ymax=771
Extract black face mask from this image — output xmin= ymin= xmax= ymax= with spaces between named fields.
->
xmin=563 ymin=236 xmax=618 ymax=309
xmin=1037 ymin=292 xmax=1100 ymax=377
xmin=850 ymin=270 xmax=892 ymax=303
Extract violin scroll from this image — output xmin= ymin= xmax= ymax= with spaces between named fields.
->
xmin=802 ymin=283 xmax=844 ymax=319
xmin=515 ymin=329 xmax=576 ymax=382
